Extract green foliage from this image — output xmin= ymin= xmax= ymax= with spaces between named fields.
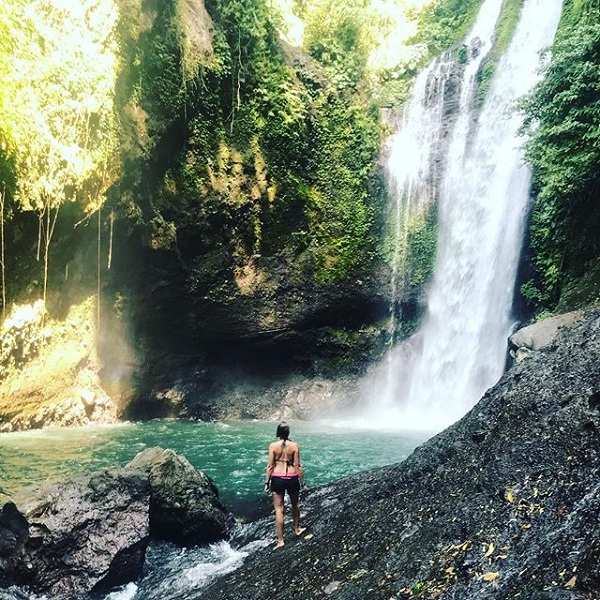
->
xmin=519 ymin=280 xmax=542 ymax=306
xmin=0 ymin=0 xmax=121 ymax=305
xmin=410 ymin=0 xmax=483 ymax=60
xmin=111 ymin=0 xmax=385 ymax=288
xmin=383 ymin=204 xmax=437 ymax=293
xmin=0 ymin=0 xmax=120 ymax=214
xmin=406 ymin=209 xmax=437 ymax=288
xmin=305 ymin=98 xmax=381 ymax=284
xmin=557 ymin=258 xmax=600 ymax=311
xmin=533 ymin=309 xmax=554 ymax=323
xmin=520 ymin=5 xmax=600 ymax=310
xmin=302 ymin=0 xmax=375 ymax=90
xmin=2 ymin=0 xmax=464 ymax=305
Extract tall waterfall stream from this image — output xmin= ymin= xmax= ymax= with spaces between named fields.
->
xmin=362 ymin=0 xmax=563 ymax=432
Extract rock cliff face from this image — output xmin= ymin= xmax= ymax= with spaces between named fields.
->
xmin=116 ymin=240 xmax=391 ymax=421
xmin=191 ymin=306 xmax=600 ymax=599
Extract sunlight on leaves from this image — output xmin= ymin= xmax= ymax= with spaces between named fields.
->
xmin=0 ymin=0 xmax=120 ymax=214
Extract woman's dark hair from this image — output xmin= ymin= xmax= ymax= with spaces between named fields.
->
xmin=276 ymin=422 xmax=290 ymax=440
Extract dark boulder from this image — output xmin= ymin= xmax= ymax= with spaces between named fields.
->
xmin=125 ymin=447 xmax=235 ymax=546
xmin=191 ymin=307 xmax=600 ymax=599
xmin=12 ymin=470 xmax=151 ymax=596
xmin=0 ymin=503 xmax=28 ymax=588
xmin=3 ymin=448 xmax=234 ymax=597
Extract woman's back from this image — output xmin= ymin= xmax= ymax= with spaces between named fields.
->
xmin=270 ymin=439 xmax=299 ymax=475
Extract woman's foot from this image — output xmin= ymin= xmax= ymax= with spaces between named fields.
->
xmin=274 ymin=540 xmax=285 ymax=550
xmin=294 ymin=527 xmax=307 ymax=537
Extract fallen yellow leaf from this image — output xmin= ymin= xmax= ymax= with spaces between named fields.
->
xmin=482 ymin=572 xmax=499 ymax=582
xmin=506 ymin=490 xmax=514 ymax=503
xmin=565 ymin=576 xmax=577 ymax=589
xmin=484 ymin=543 xmax=495 ymax=558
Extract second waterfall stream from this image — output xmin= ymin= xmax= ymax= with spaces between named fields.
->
xmin=361 ymin=0 xmax=563 ymax=431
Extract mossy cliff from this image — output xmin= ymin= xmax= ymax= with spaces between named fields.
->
xmin=104 ymin=0 xmax=390 ymax=418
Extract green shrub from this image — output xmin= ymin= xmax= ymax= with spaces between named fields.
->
xmin=520 ymin=7 xmax=600 ymax=310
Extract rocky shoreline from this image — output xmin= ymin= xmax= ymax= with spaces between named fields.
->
xmin=0 ymin=449 xmax=234 ymax=597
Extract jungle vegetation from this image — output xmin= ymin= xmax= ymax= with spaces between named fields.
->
xmin=520 ymin=0 xmax=600 ymax=313
xmin=0 ymin=0 xmax=597 ymax=325
xmin=0 ymin=0 xmax=488 ymax=314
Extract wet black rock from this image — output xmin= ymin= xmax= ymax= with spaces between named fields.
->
xmin=0 ymin=503 xmax=28 ymax=589
xmin=126 ymin=447 xmax=235 ymax=545
xmin=189 ymin=307 xmax=600 ymax=599
xmin=2 ymin=448 xmax=234 ymax=597
xmin=118 ymin=243 xmax=393 ymax=422
xmin=11 ymin=470 xmax=151 ymax=596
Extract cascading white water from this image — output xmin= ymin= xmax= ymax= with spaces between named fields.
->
xmin=362 ymin=0 xmax=563 ymax=431
xmin=376 ymin=0 xmax=504 ymax=414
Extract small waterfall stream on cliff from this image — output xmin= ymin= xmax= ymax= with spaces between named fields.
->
xmin=362 ymin=0 xmax=562 ymax=431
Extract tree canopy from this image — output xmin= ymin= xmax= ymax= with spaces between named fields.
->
xmin=0 ymin=0 xmax=120 ymax=215
xmin=520 ymin=2 xmax=600 ymax=311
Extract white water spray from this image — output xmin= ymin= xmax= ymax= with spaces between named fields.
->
xmin=363 ymin=0 xmax=563 ymax=431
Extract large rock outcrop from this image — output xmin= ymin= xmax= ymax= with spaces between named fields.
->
xmin=11 ymin=469 xmax=151 ymax=596
xmin=2 ymin=448 xmax=233 ymax=597
xmin=191 ymin=306 xmax=600 ymax=599
xmin=126 ymin=447 xmax=235 ymax=546
xmin=509 ymin=309 xmax=585 ymax=361
xmin=120 ymin=246 xmax=392 ymax=423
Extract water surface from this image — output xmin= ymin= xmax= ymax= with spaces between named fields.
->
xmin=0 ymin=419 xmax=429 ymax=518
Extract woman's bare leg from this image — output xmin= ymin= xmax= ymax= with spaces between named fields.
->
xmin=272 ymin=492 xmax=285 ymax=548
xmin=290 ymin=493 xmax=306 ymax=536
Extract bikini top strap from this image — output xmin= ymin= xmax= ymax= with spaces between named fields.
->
xmin=281 ymin=439 xmax=288 ymax=474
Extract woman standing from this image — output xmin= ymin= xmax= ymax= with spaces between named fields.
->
xmin=264 ymin=421 xmax=307 ymax=548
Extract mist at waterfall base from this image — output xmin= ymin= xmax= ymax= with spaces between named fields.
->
xmin=357 ymin=0 xmax=562 ymax=433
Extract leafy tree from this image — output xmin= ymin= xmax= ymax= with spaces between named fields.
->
xmin=0 ymin=0 xmax=120 ymax=305
xmin=520 ymin=5 xmax=600 ymax=310
xmin=408 ymin=0 xmax=482 ymax=61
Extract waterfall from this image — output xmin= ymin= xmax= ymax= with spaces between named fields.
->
xmin=362 ymin=0 xmax=563 ymax=431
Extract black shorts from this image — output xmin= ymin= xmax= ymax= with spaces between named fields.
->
xmin=270 ymin=475 xmax=300 ymax=495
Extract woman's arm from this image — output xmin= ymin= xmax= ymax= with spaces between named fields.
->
xmin=296 ymin=446 xmax=306 ymax=488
